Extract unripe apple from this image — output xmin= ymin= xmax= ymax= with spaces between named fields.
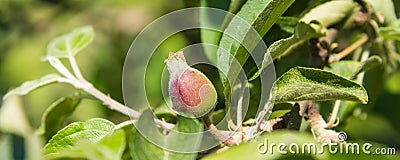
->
xmin=165 ymin=51 xmax=217 ymax=118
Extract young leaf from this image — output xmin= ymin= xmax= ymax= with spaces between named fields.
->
xmin=218 ymin=0 xmax=295 ymax=84
xmin=37 ymin=97 xmax=81 ymax=141
xmin=249 ymin=22 xmax=324 ymax=80
xmin=325 ymin=56 xmax=382 ymax=81
xmin=43 ymin=118 xmax=115 ymax=155
xmin=248 ymin=1 xmax=357 ymax=80
xmin=44 ymin=130 xmax=126 ymax=160
xmin=3 ymin=74 xmax=63 ymax=100
xmin=379 ymin=27 xmax=400 ymax=41
xmin=300 ymin=0 xmax=357 ymax=27
xmin=273 ymin=67 xmax=368 ymax=104
xmin=349 ymin=55 xmax=382 ymax=80
xmin=47 ymin=26 xmax=94 ymax=58
xmin=129 ymin=110 xmax=203 ymax=160
xmin=324 ymin=61 xmax=361 ymax=78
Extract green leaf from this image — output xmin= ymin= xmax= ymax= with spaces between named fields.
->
xmin=222 ymin=0 xmax=248 ymax=35
xmin=200 ymin=0 xmax=230 ymax=64
xmin=43 ymin=118 xmax=115 ymax=155
xmin=249 ymin=22 xmax=324 ymax=80
xmin=276 ymin=16 xmax=299 ymax=34
xmin=218 ymin=0 xmax=295 ymax=83
xmin=324 ymin=61 xmax=361 ymax=78
xmin=3 ymin=74 xmax=63 ymax=100
xmin=44 ymin=130 xmax=126 ymax=160
xmin=269 ymin=109 xmax=290 ymax=120
xmin=47 ymin=26 xmax=94 ymax=58
xmin=286 ymin=103 xmax=302 ymax=130
xmin=365 ymin=0 xmax=397 ymax=24
xmin=349 ymin=55 xmax=382 ymax=80
xmin=210 ymin=109 xmax=225 ymax=124
xmin=235 ymin=0 xmax=295 ymax=41
xmin=130 ymin=110 xmax=203 ymax=160
xmin=379 ymin=27 xmax=400 ymax=41
xmin=383 ymin=40 xmax=400 ymax=73
xmin=273 ymin=67 xmax=368 ymax=104
xmin=202 ymin=131 xmax=327 ymax=160
xmin=300 ymin=0 xmax=357 ymax=27
xmin=37 ymin=97 xmax=81 ymax=141
xmin=227 ymin=0 xmax=247 ymax=14
xmin=271 ymin=102 xmax=294 ymax=111
xmin=270 ymin=21 xmax=323 ymax=59
xmin=81 ymin=130 xmax=126 ymax=160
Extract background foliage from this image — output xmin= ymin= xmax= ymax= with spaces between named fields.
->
xmin=1 ymin=0 xmax=400 ymax=159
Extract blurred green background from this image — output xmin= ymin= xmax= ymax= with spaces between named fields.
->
xmin=1 ymin=0 xmax=400 ymax=159
xmin=0 ymin=0 xmax=195 ymax=125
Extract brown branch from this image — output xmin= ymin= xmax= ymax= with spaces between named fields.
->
xmin=302 ymin=101 xmax=346 ymax=144
xmin=309 ymin=28 xmax=338 ymax=68
xmin=328 ymin=34 xmax=368 ymax=63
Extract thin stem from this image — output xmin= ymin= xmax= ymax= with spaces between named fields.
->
xmin=357 ymin=50 xmax=370 ymax=83
xmin=113 ymin=120 xmax=135 ymax=131
xmin=325 ymin=100 xmax=340 ymax=128
xmin=226 ymin=83 xmax=242 ymax=131
xmin=252 ymin=96 xmax=274 ymax=134
xmin=233 ymin=81 xmax=247 ymax=132
xmin=236 ymin=95 xmax=243 ymax=132
xmin=69 ymin=57 xmax=85 ymax=81
xmin=352 ymin=48 xmax=363 ymax=61
xmin=260 ymin=117 xmax=282 ymax=132
xmin=325 ymin=50 xmax=370 ymax=129
xmin=227 ymin=118 xmax=238 ymax=131
xmin=305 ymin=101 xmax=345 ymax=144
xmin=208 ymin=124 xmax=229 ymax=144
xmin=202 ymin=116 xmax=235 ymax=145
xmin=328 ymin=34 xmax=368 ymax=63
xmin=56 ymin=77 xmax=75 ymax=84
xmin=47 ymin=57 xmax=77 ymax=81
xmin=155 ymin=118 xmax=175 ymax=131
xmin=82 ymin=82 xmax=140 ymax=118
xmin=325 ymin=37 xmax=369 ymax=127
xmin=49 ymin=56 xmax=176 ymax=131
xmin=81 ymin=81 xmax=175 ymax=130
